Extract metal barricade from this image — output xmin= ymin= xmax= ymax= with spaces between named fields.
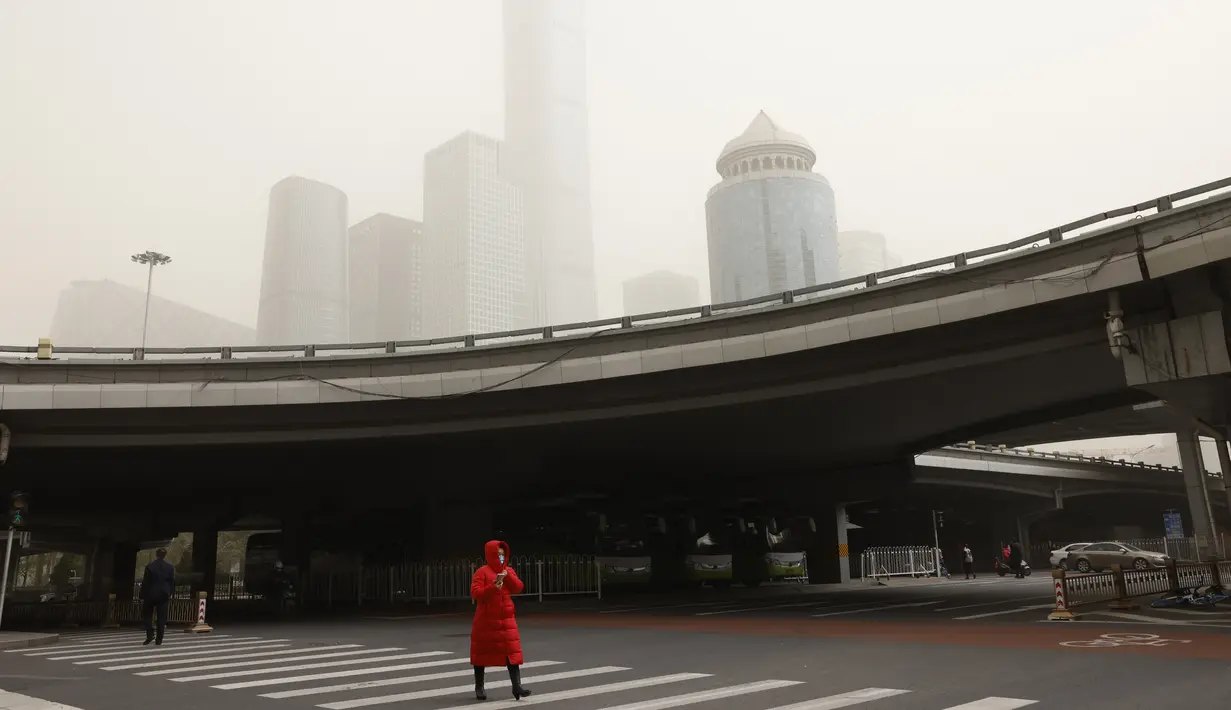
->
xmin=860 ymin=546 xmax=939 ymax=581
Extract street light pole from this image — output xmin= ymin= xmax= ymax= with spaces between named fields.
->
xmin=130 ymin=250 xmax=172 ymax=350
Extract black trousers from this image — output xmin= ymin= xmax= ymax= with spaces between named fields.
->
xmin=962 ymin=560 xmax=974 ymax=577
xmin=142 ymin=599 xmax=169 ymax=639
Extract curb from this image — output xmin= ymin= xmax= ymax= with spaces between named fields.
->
xmin=0 ymin=633 xmax=60 ymax=651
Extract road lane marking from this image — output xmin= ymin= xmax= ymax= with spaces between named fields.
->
xmin=318 ymin=667 xmax=654 ymax=709
xmin=941 ymin=698 xmax=1037 ymax=709
xmin=417 ymin=672 xmax=711 ymax=710
xmin=696 ymin=601 xmax=832 ymax=616
xmin=587 ymin=679 xmax=803 ymax=709
xmin=760 ymin=688 xmax=912 ymax=709
xmin=364 ymin=613 xmax=465 ymax=620
xmin=1084 ymin=611 xmax=1191 ymax=625
xmin=601 ymin=601 xmax=741 ymax=614
xmin=74 ymin=643 xmax=291 ymax=665
xmin=209 ymin=657 xmax=479 ymax=689
xmin=45 ymin=638 xmax=285 ymax=660
xmin=953 ymin=605 xmax=1055 ymax=620
xmin=812 ymin=601 xmax=942 ymax=617
xmin=168 ymin=651 xmax=453 ymax=682
xmin=936 ymin=596 xmax=1050 ymax=612
xmin=105 ymin=645 xmax=372 ymax=671
xmin=260 ymin=660 xmax=565 ymax=698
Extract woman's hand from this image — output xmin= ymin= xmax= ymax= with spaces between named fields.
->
xmin=495 ymin=570 xmax=506 ymax=589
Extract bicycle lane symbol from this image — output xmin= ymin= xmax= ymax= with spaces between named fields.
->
xmin=1061 ymin=633 xmax=1193 ymax=648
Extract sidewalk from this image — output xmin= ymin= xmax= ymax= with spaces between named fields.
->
xmin=0 ymin=630 xmax=59 ymax=650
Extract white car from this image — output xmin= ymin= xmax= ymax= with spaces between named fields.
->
xmin=1050 ymin=543 xmax=1090 ymax=569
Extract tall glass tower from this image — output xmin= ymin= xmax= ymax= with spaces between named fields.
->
xmin=503 ymin=0 xmax=597 ymax=326
xmin=256 ymin=176 xmax=349 ymax=345
xmin=705 ymin=112 xmax=839 ymax=304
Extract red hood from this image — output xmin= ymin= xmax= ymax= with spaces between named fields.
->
xmin=484 ymin=540 xmax=510 ymax=572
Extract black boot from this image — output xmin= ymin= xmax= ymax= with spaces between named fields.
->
xmin=143 ymin=632 xmax=154 ymax=646
xmin=508 ymin=664 xmax=531 ymax=700
xmin=474 ymin=666 xmax=486 ymax=701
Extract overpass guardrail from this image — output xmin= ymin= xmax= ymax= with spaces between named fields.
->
xmin=4 ymin=176 xmax=1231 ymax=362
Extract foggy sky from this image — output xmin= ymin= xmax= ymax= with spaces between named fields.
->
xmin=3 ymin=0 xmax=1230 ymax=346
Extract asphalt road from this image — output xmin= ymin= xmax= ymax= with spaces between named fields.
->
xmin=3 ymin=578 xmax=1229 ymax=710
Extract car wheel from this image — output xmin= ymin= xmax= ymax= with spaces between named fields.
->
xmin=1056 ymin=561 xmax=1068 ymax=571
xmin=1133 ymin=558 xmax=1151 ymax=571
xmin=1076 ymin=559 xmax=1092 ymax=573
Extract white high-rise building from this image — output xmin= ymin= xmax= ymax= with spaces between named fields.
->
xmin=256 ymin=176 xmax=349 ymax=345
xmin=349 ymin=214 xmax=424 ymax=342
xmin=837 ymin=230 xmax=903 ymax=280
xmin=503 ymin=0 xmax=597 ymax=326
xmin=422 ymin=131 xmax=527 ymax=337
xmin=50 ymin=279 xmax=255 ymax=348
xmin=622 ymin=271 xmax=701 ymax=316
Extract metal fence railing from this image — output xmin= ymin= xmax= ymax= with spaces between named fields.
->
xmin=3 ymin=598 xmax=197 ymax=628
xmin=1049 ymin=559 xmax=1228 ymax=620
xmin=860 ymin=546 xmax=941 ymax=581
xmin=302 ymin=555 xmax=601 ymax=609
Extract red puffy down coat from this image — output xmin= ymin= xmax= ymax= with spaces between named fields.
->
xmin=470 ymin=540 xmax=524 ymax=667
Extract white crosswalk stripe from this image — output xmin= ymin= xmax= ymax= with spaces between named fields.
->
xmin=587 ymin=679 xmax=803 ymax=709
xmin=762 ymin=688 xmax=913 ymax=709
xmin=940 ymin=699 xmax=1037 ymax=710
xmin=114 ymin=645 xmax=377 ymax=672
xmin=168 ymin=650 xmax=454 ymax=683
xmin=425 ymin=672 xmax=714 ymax=710
xmin=258 ymin=660 xmax=564 ymax=699
xmin=207 ymin=657 xmax=476 ymax=689
xmin=12 ymin=631 xmax=1043 ymax=710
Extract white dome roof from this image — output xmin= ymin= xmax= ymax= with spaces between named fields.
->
xmin=716 ymin=111 xmax=816 ymax=176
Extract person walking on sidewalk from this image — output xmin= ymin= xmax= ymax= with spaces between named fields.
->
xmin=140 ymin=548 xmax=175 ymax=646
xmin=470 ymin=540 xmax=531 ymax=701
xmin=962 ymin=544 xmax=975 ymax=579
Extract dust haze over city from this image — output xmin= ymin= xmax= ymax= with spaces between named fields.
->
xmin=2 ymin=0 xmax=1230 ymax=464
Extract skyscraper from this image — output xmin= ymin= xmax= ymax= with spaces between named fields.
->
xmin=622 ymin=270 xmax=701 ymax=316
xmin=422 ymin=131 xmax=527 ymax=337
xmin=837 ymin=230 xmax=903 ymax=280
xmin=50 ymin=279 xmax=255 ymax=348
xmin=503 ymin=0 xmax=597 ymax=326
xmin=256 ymin=176 xmax=349 ymax=345
xmin=348 ymin=213 xmax=424 ymax=342
xmin=705 ymin=112 xmax=839 ymax=304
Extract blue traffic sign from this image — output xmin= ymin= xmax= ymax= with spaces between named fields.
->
xmin=1163 ymin=512 xmax=1184 ymax=539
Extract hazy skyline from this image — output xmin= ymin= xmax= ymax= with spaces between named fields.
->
xmin=3 ymin=0 xmax=1230 ymax=346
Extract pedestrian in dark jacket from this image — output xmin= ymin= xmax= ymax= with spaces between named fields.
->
xmin=1008 ymin=539 xmax=1025 ymax=579
xmin=140 ymin=548 xmax=175 ymax=645
xmin=470 ymin=540 xmax=530 ymax=700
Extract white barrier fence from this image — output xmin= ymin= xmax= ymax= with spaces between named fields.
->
xmin=860 ymin=546 xmax=942 ymax=581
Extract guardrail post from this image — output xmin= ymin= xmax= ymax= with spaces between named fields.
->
xmin=1165 ymin=558 xmax=1182 ymax=595
xmin=186 ymin=591 xmax=213 ymax=633
xmin=537 ymin=560 xmax=543 ymax=603
xmin=1211 ymin=560 xmax=1224 ymax=589
xmin=221 ymin=347 xmax=232 ymax=359
xmin=1108 ymin=564 xmax=1138 ymax=610
xmin=1047 ymin=568 xmax=1078 ymax=620
xmin=100 ymin=594 xmax=119 ymax=629
xmin=596 ymin=558 xmax=602 ymax=600
xmin=425 ymin=565 xmax=431 ymax=606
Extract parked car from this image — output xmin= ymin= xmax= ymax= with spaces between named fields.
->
xmin=1066 ymin=541 xmax=1169 ymax=573
xmin=1050 ymin=543 xmax=1090 ymax=569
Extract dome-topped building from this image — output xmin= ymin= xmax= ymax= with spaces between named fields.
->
xmin=705 ymin=112 xmax=838 ymax=304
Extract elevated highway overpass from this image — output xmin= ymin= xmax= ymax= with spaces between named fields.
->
xmin=4 ymin=177 xmax=1231 ymax=582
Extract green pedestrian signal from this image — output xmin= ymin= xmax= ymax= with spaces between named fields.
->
xmin=8 ymin=491 xmax=28 ymax=528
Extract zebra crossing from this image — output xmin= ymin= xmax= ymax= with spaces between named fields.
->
xmin=7 ymin=629 xmax=1040 ymax=709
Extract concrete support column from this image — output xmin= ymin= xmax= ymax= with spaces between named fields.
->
xmin=424 ymin=502 xmax=493 ymax=560
xmin=1218 ymin=437 xmax=1231 ymax=515
xmin=1015 ymin=516 xmax=1032 ymax=564
xmin=1177 ymin=430 xmax=1219 ymax=558
xmin=111 ymin=541 xmax=139 ymax=601
xmin=279 ymin=516 xmax=312 ymax=585
xmin=806 ymin=504 xmax=850 ymax=584
xmin=192 ymin=528 xmax=218 ymax=598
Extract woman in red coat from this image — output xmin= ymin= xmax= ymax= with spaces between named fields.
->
xmin=470 ymin=540 xmax=531 ymax=701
